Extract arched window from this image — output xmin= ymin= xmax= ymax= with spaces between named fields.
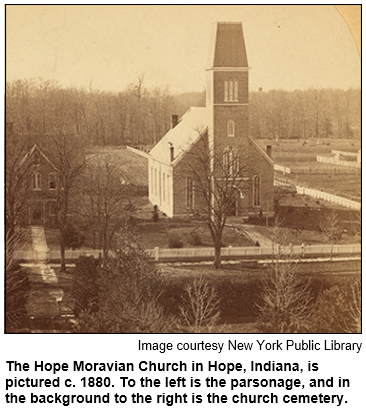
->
xmin=253 ymin=176 xmax=261 ymax=206
xmin=228 ymin=120 xmax=235 ymax=137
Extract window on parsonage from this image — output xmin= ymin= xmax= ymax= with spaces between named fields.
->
xmin=33 ymin=173 xmax=41 ymax=190
xmin=253 ymin=176 xmax=261 ymax=206
xmin=186 ymin=178 xmax=193 ymax=208
xmin=228 ymin=120 xmax=235 ymax=137
xmin=49 ymin=173 xmax=56 ymax=189
xmin=224 ymin=81 xmax=238 ymax=102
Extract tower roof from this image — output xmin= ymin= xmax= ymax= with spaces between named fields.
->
xmin=209 ymin=22 xmax=248 ymax=68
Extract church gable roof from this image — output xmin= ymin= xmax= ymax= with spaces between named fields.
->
xmin=248 ymin=136 xmax=274 ymax=166
xmin=149 ymin=107 xmax=207 ymax=165
xmin=212 ymin=22 xmax=248 ymax=68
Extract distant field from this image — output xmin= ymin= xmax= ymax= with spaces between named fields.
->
xmin=86 ymin=147 xmax=148 ymax=187
xmin=257 ymin=138 xmax=360 ymax=164
xmin=293 ymin=174 xmax=361 ymax=199
xmin=256 ymin=138 xmax=361 ymax=198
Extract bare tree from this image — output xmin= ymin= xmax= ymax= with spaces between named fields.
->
xmin=180 ymin=132 xmax=251 ymax=268
xmin=346 ymin=275 xmax=361 ymax=333
xmin=319 ymin=210 xmax=342 ymax=262
xmin=257 ymin=220 xmax=312 ymax=333
xmin=48 ymin=132 xmax=86 ymax=272
xmin=180 ymin=276 xmax=221 ymax=333
xmin=80 ymin=155 xmax=133 ymax=259
xmin=5 ymin=229 xmax=31 ymax=331
xmin=5 ymin=129 xmax=35 ymax=250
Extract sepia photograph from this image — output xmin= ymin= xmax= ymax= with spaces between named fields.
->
xmin=5 ymin=5 xmax=361 ymax=334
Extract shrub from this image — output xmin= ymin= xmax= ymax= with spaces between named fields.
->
xmin=180 ymin=276 xmax=221 ymax=333
xmin=257 ymin=260 xmax=313 ymax=333
xmin=310 ymin=275 xmax=361 ymax=333
xmin=73 ymin=234 xmax=176 ymax=333
xmin=5 ymin=263 xmax=30 ymax=332
xmin=64 ymin=225 xmax=85 ymax=250
xmin=73 ymin=255 xmax=101 ymax=315
xmin=168 ymin=234 xmax=183 ymax=248
xmin=152 ymin=205 xmax=159 ymax=222
xmin=187 ymin=230 xmax=203 ymax=246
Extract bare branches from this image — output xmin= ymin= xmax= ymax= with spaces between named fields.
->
xmin=177 ymin=130 xmax=252 ymax=268
xmin=79 ymin=155 xmax=133 ymax=258
xmin=180 ymin=277 xmax=221 ymax=333
xmin=257 ymin=218 xmax=312 ymax=333
xmin=6 ymin=132 xmax=36 ymax=235
xmin=319 ymin=210 xmax=342 ymax=261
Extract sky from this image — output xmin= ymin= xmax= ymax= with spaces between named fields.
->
xmin=6 ymin=5 xmax=361 ymax=94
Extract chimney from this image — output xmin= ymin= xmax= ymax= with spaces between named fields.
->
xmin=171 ymin=114 xmax=179 ymax=129
xmin=266 ymin=145 xmax=272 ymax=158
xmin=169 ymin=142 xmax=174 ymax=163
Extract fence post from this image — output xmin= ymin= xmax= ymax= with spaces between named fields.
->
xmin=154 ymin=247 xmax=159 ymax=262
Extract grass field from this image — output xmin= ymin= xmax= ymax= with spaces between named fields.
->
xmin=257 ymin=138 xmax=360 ymax=163
xmin=256 ymin=138 xmax=361 ymax=198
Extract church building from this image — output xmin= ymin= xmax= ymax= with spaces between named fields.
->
xmin=148 ymin=22 xmax=274 ymax=218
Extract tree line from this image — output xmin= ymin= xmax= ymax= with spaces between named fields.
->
xmin=6 ymin=77 xmax=203 ymax=147
xmin=249 ymin=87 xmax=360 ymax=141
xmin=6 ymin=78 xmax=360 ymax=147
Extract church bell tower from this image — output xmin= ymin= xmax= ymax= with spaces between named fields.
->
xmin=206 ymin=22 xmax=250 ymax=153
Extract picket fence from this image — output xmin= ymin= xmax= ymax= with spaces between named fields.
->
xmin=275 ymin=163 xmax=359 ymax=175
xmin=295 ymin=186 xmax=361 ymax=210
xmin=317 ymin=156 xmax=360 ymax=169
xmin=274 ymin=180 xmax=361 ymax=210
xmin=146 ymin=243 xmax=360 ymax=263
xmin=15 ymin=243 xmax=360 ymax=263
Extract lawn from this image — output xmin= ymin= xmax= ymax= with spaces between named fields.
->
xmin=290 ymin=174 xmax=361 ymax=200
xmin=136 ymin=218 xmax=255 ymax=249
xmin=43 ymin=193 xmax=360 ymax=254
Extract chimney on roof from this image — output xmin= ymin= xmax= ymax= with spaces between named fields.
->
xmin=266 ymin=145 xmax=272 ymax=158
xmin=169 ymin=142 xmax=174 ymax=163
xmin=171 ymin=114 xmax=179 ymax=129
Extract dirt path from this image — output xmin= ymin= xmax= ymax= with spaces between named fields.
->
xmin=30 ymin=226 xmax=58 ymax=284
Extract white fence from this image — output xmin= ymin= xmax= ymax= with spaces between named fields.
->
xmin=275 ymin=162 xmax=359 ymax=175
xmin=295 ymin=185 xmax=361 ymax=210
xmin=15 ymin=243 xmax=361 ymax=263
xmin=274 ymin=164 xmax=291 ymax=174
xmin=274 ymin=180 xmax=361 ymax=210
xmin=147 ymin=243 xmax=361 ymax=262
xmin=317 ymin=155 xmax=360 ymax=169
